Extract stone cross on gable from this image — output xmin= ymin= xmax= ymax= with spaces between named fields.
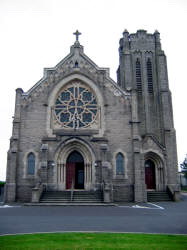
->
xmin=73 ymin=30 xmax=81 ymax=42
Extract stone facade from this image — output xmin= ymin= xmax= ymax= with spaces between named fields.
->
xmin=5 ymin=30 xmax=179 ymax=203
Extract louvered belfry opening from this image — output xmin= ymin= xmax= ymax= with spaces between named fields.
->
xmin=136 ymin=58 xmax=142 ymax=94
xmin=147 ymin=58 xmax=153 ymax=94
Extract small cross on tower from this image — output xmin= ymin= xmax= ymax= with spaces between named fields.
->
xmin=73 ymin=30 xmax=81 ymax=43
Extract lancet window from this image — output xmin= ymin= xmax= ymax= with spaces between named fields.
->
xmin=116 ymin=153 xmax=125 ymax=175
xmin=27 ymin=153 xmax=35 ymax=175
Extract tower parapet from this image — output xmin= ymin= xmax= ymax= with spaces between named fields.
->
xmin=119 ymin=29 xmax=162 ymax=53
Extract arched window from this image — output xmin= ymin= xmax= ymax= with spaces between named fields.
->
xmin=67 ymin=151 xmax=84 ymax=163
xmin=146 ymin=58 xmax=153 ymax=94
xmin=136 ymin=58 xmax=142 ymax=94
xmin=54 ymin=83 xmax=98 ymax=129
xmin=145 ymin=159 xmax=156 ymax=189
xmin=27 ymin=153 xmax=35 ymax=175
xmin=116 ymin=153 xmax=125 ymax=175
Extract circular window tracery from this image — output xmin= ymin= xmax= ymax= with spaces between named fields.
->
xmin=54 ymin=82 xmax=98 ymax=129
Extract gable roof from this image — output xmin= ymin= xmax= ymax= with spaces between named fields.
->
xmin=22 ymin=41 xmax=130 ymax=98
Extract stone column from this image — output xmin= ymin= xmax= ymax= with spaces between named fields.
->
xmin=40 ymin=144 xmax=48 ymax=189
xmin=5 ymin=88 xmax=23 ymax=203
xmin=133 ymin=140 xmax=146 ymax=202
xmin=84 ymin=163 xmax=92 ymax=190
xmin=156 ymin=49 xmax=178 ymax=190
xmin=131 ymin=90 xmax=146 ymax=202
xmin=4 ymin=151 xmax=17 ymax=203
xmin=120 ymin=30 xmax=132 ymax=90
xmin=100 ymin=144 xmax=112 ymax=203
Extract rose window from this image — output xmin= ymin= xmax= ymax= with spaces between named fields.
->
xmin=54 ymin=84 xmax=98 ymax=129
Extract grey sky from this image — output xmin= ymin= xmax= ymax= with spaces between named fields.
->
xmin=0 ymin=0 xmax=187 ymax=180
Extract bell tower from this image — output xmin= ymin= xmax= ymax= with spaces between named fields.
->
xmin=117 ymin=30 xmax=178 ymax=196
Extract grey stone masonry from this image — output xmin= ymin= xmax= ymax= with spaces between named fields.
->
xmin=5 ymin=30 xmax=180 ymax=203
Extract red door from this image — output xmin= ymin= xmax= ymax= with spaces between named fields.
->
xmin=66 ymin=151 xmax=84 ymax=190
xmin=145 ymin=160 xmax=156 ymax=189
xmin=66 ymin=163 xmax=75 ymax=189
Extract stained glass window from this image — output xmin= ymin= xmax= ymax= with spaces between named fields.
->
xmin=54 ymin=83 xmax=98 ymax=129
xmin=116 ymin=153 xmax=124 ymax=175
xmin=27 ymin=153 xmax=35 ymax=175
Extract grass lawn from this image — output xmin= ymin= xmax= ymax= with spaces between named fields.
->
xmin=181 ymin=187 xmax=187 ymax=192
xmin=0 ymin=233 xmax=187 ymax=250
xmin=0 ymin=181 xmax=5 ymax=186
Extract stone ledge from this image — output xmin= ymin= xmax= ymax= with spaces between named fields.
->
xmin=24 ymin=203 xmax=116 ymax=206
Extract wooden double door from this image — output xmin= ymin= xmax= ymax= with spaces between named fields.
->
xmin=145 ymin=159 xmax=156 ymax=189
xmin=66 ymin=151 xmax=84 ymax=190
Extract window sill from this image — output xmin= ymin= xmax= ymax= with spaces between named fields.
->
xmin=53 ymin=129 xmax=99 ymax=136
xmin=25 ymin=175 xmax=35 ymax=179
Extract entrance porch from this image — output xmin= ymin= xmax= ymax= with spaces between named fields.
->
xmin=55 ymin=139 xmax=95 ymax=191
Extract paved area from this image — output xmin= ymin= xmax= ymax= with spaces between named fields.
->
xmin=0 ymin=194 xmax=187 ymax=235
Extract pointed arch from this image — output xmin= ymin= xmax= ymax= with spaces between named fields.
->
xmin=145 ymin=159 xmax=156 ymax=189
xmin=66 ymin=150 xmax=84 ymax=189
xmin=144 ymin=151 xmax=165 ymax=191
xmin=113 ymin=150 xmax=128 ymax=178
xmin=27 ymin=152 xmax=35 ymax=175
xmin=67 ymin=151 xmax=84 ymax=163
xmin=46 ymin=74 xmax=105 ymax=137
xmin=116 ymin=152 xmax=125 ymax=175
xmin=54 ymin=138 xmax=96 ymax=191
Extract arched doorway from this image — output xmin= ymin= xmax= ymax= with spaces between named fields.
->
xmin=66 ymin=151 xmax=84 ymax=189
xmin=145 ymin=159 xmax=156 ymax=189
xmin=55 ymin=138 xmax=95 ymax=191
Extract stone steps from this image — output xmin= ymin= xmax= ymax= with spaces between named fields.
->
xmin=147 ymin=191 xmax=172 ymax=202
xmin=40 ymin=191 xmax=103 ymax=203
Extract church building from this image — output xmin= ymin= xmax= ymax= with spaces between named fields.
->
xmin=5 ymin=30 xmax=180 ymax=204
